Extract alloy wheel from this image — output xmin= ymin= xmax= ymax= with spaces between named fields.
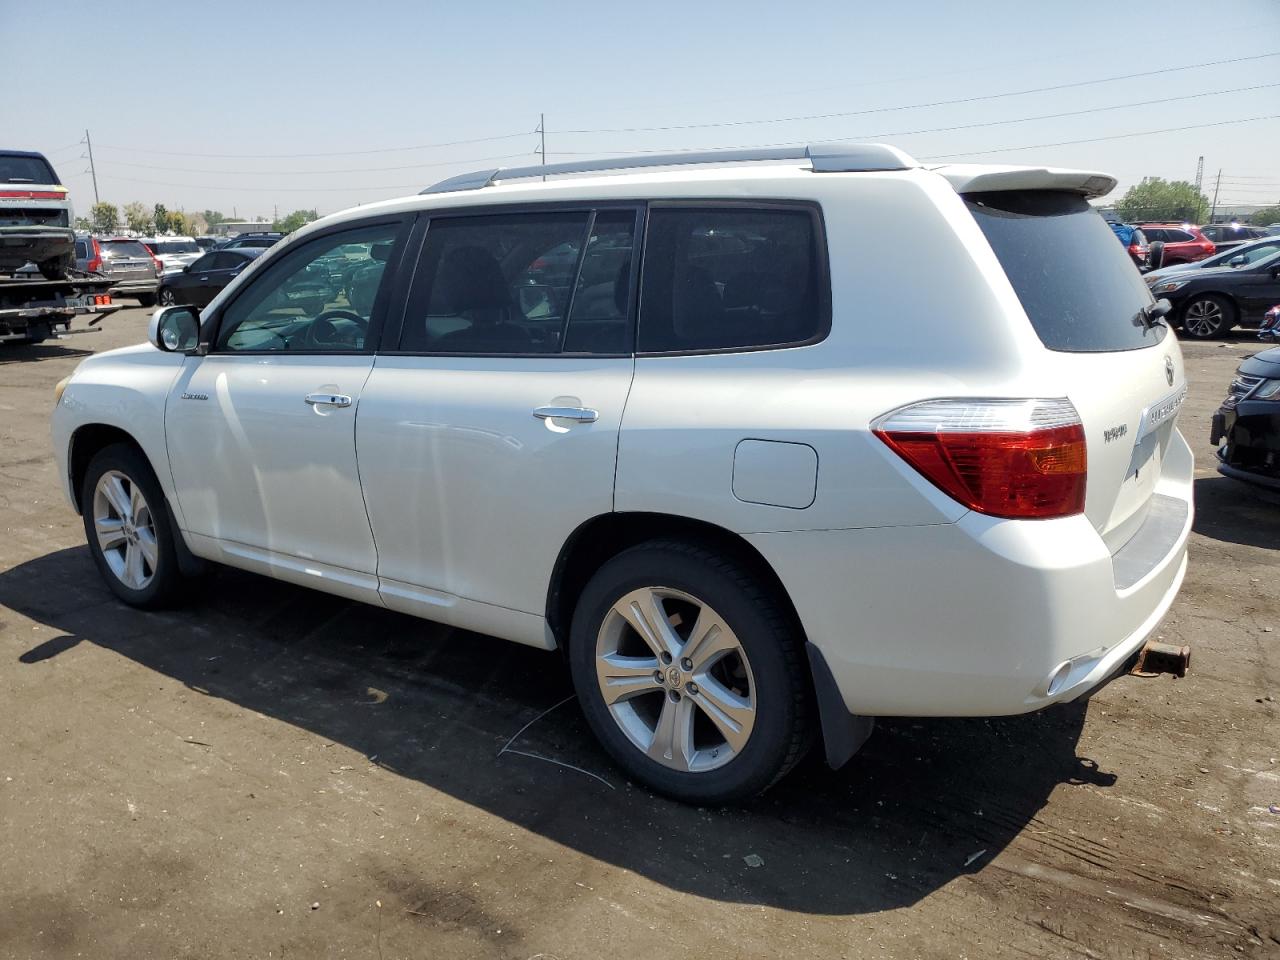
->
xmin=1184 ymin=299 xmax=1224 ymax=338
xmin=92 ymin=470 xmax=158 ymax=590
xmin=594 ymin=586 xmax=756 ymax=773
xmin=159 ymin=288 xmax=176 ymax=306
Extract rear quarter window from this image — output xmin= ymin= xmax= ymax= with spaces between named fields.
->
xmin=966 ymin=191 xmax=1165 ymax=353
xmin=637 ymin=205 xmax=828 ymax=354
xmin=0 ymin=153 xmax=58 ymax=185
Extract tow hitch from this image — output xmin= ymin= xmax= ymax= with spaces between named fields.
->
xmin=1130 ymin=639 xmax=1191 ymax=678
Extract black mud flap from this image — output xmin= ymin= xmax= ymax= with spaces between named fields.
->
xmin=805 ymin=641 xmax=874 ymax=769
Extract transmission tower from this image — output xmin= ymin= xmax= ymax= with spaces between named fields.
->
xmin=1194 ymin=155 xmax=1204 ymax=195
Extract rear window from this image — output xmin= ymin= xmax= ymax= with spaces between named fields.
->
xmin=966 ymin=191 xmax=1165 ymax=353
xmin=99 ymin=239 xmax=151 ymax=260
xmin=149 ymin=240 xmax=200 ymax=255
xmin=637 ymin=205 xmax=827 ymax=353
xmin=0 ymin=153 xmax=58 ymax=185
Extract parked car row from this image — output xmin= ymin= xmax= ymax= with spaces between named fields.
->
xmin=1211 ymin=303 xmax=1280 ymax=490
xmin=1146 ymin=235 xmax=1280 ymax=338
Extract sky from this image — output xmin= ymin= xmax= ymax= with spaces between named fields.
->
xmin=4 ymin=0 xmax=1279 ymax=221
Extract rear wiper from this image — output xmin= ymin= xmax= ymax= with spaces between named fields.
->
xmin=3 ymin=178 xmax=35 ymax=183
xmin=1137 ymin=298 xmax=1172 ymax=330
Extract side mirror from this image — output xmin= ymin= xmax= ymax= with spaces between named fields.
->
xmin=149 ymin=305 xmax=200 ymax=353
xmin=182 ymin=264 xmax=192 ymax=273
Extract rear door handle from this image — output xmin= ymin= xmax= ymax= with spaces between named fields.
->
xmin=305 ymin=393 xmax=352 ymax=408
xmin=533 ymin=405 xmax=598 ymax=423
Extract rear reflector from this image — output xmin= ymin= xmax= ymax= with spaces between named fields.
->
xmin=873 ymin=398 xmax=1087 ymax=519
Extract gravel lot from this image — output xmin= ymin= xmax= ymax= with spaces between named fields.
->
xmin=1 ymin=305 xmax=1277 ymax=959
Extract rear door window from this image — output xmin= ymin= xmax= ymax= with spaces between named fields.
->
xmin=966 ymin=191 xmax=1165 ymax=352
xmin=637 ymin=205 xmax=828 ymax=353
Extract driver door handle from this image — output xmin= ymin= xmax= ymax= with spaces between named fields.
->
xmin=532 ymin=405 xmax=598 ymax=423
xmin=305 ymin=393 xmax=352 ymax=408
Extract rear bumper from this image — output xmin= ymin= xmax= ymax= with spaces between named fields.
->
xmin=747 ymin=428 xmax=1194 ymax=717
xmin=108 ymin=277 xmax=159 ymax=296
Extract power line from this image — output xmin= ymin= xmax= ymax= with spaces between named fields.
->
xmin=548 ymin=82 xmax=1280 ymax=158
xmin=91 ymin=130 xmax=535 ymax=160
xmin=94 ymin=149 xmax=537 ymax=177
xmin=556 ymin=51 xmax=1280 ymax=135
xmin=921 ymin=114 xmax=1280 ymax=160
xmin=101 ymin=173 xmax=455 ymax=193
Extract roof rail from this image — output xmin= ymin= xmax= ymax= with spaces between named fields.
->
xmin=421 ymin=142 xmax=917 ymax=195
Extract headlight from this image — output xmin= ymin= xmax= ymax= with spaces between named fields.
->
xmin=53 ymin=375 xmax=70 ymax=405
xmin=1251 ymin=378 xmax=1280 ymax=401
xmin=1150 ymin=279 xmax=1189 ymax=294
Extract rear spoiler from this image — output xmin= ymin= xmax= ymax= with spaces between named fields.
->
xmin=930 ymin=164 xmax=1118 ymax=199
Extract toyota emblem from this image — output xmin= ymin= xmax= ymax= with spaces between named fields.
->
xmin=1164 ymin=356 xmax=1174 ymax=386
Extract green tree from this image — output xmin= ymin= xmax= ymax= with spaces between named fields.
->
xmin=123 ymin=201 xmax=151 ymax=234
xmin=167 ymin=210 xmax=191 ymax=235
xmin=203 ymin=210 xmax=227 ymax=230
xmin=74 ymin=216 xmax=92 ymax=231
xmin=90 ymin=202 xmax=119 ymax=234
xmin=1116 ymin=179 xmax=1208 ymax=223
xmin=153 ymin=203 xmax=170 ymax=233
xmin=274 ymin=208 xmax=318 ymax=234
xmin=1248 ymin=204 xmax=1280 ymax=226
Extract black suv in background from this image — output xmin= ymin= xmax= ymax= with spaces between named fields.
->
xmin=1201 ymin=224 xmax=1271 ymax=253
xmin=1147 ymin=247 xmax=1280 ymax=338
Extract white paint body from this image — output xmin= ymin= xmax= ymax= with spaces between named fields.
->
xmin=51 ymin=155 xmax=1193 ymax=717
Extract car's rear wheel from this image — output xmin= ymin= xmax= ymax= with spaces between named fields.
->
xmin=81 ymin=444 xmax=188 ymax=608
xmin=38 ymin=254 xmax=72 ymax=281
xmin=136 ymin=293 xmax=157 ymax=307
xmin=158 ymin=287 xmax=176 ymax=306
xmin=1181 ymin=294 xmax=1236 ymax=339
xmin=569 ymin=540 xmax=811 ymax=803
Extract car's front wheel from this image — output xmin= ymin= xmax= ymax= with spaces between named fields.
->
xmin=569 ymin=541 xmax=811 ymax=803
xmin=1181 ymin=293 xmax=1236 ymax=339
xmin=158 ymin=287 xmax=177 ymax=306
xmin=81 ymin=443 xmax=188 ymax=608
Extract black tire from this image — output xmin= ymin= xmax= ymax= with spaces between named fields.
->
xmin=136 ymin=293 xmax=157 ymax=308
xmin=1180 ymin=293 xmax=1236 ymax=340
xmin=158 ymin=287 xmax=177 ymax=306
xmin=38 ymin=254 xmax=72 ymax=281
xmin=569 ymin=540 xmax=811 ymax=803
xmin=1147 ymin=240 xmax=1165 ymax=271
xmin=80 ymin=443 xmax=189 ymax=608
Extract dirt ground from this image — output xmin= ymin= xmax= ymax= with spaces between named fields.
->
xmin=1 ymin=306 xmax=1277 ymax=960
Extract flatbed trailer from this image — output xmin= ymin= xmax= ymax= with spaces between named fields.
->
xmin=0 ymin=273 xmax=122 ymax=345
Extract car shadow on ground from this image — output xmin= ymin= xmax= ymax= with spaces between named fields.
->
xmin=0 ymin=546 xmax=1114 ymax=916
xmin=0 ymin=341 xmax=94 ymax=364
xmin=1193 ymin=476 xmax=1280 ymax=547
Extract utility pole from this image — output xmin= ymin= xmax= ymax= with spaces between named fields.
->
xmin=1194 ymin=155 xmax=1204 ymax=195
xmin=83 ymin=128 xmax=100 ymax=205
xmin=1210 ymin=169 xmax=1222 ymax=223
xmin=539 ymin=113 xmax=547 ymax=181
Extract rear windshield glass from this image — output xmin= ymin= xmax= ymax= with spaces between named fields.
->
xmin=148 ymin=240 xmax=200 ymax=255
xmin=966 ymin=191 xmax=1165 ymax=352
xmin=99 ymin=240 xmax=151 ymax=260
xmin=0 ymin=153 xmax=58 ymax=185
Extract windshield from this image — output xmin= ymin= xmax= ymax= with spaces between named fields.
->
xmin=966 ymin=191 xmax=1164 ymax=353
xmin=99 ymin=239 xmax=152 ymax=260
xmin=149 ymin=240 xmax=200 ymax=255
xmin=0 ymin=153 xmax=58 ymax=184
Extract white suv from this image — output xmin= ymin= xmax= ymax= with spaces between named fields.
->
xmin=51 ymin=144 xmax=1193 ymax=803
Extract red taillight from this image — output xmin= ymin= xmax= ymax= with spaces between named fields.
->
xmin=873 ymin=399 xmax=1087 ymax=519
xmin=86 ymin=237 xmax=102 ymax=273
xmin=0 ymin=189 xmax=65 ymax=200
